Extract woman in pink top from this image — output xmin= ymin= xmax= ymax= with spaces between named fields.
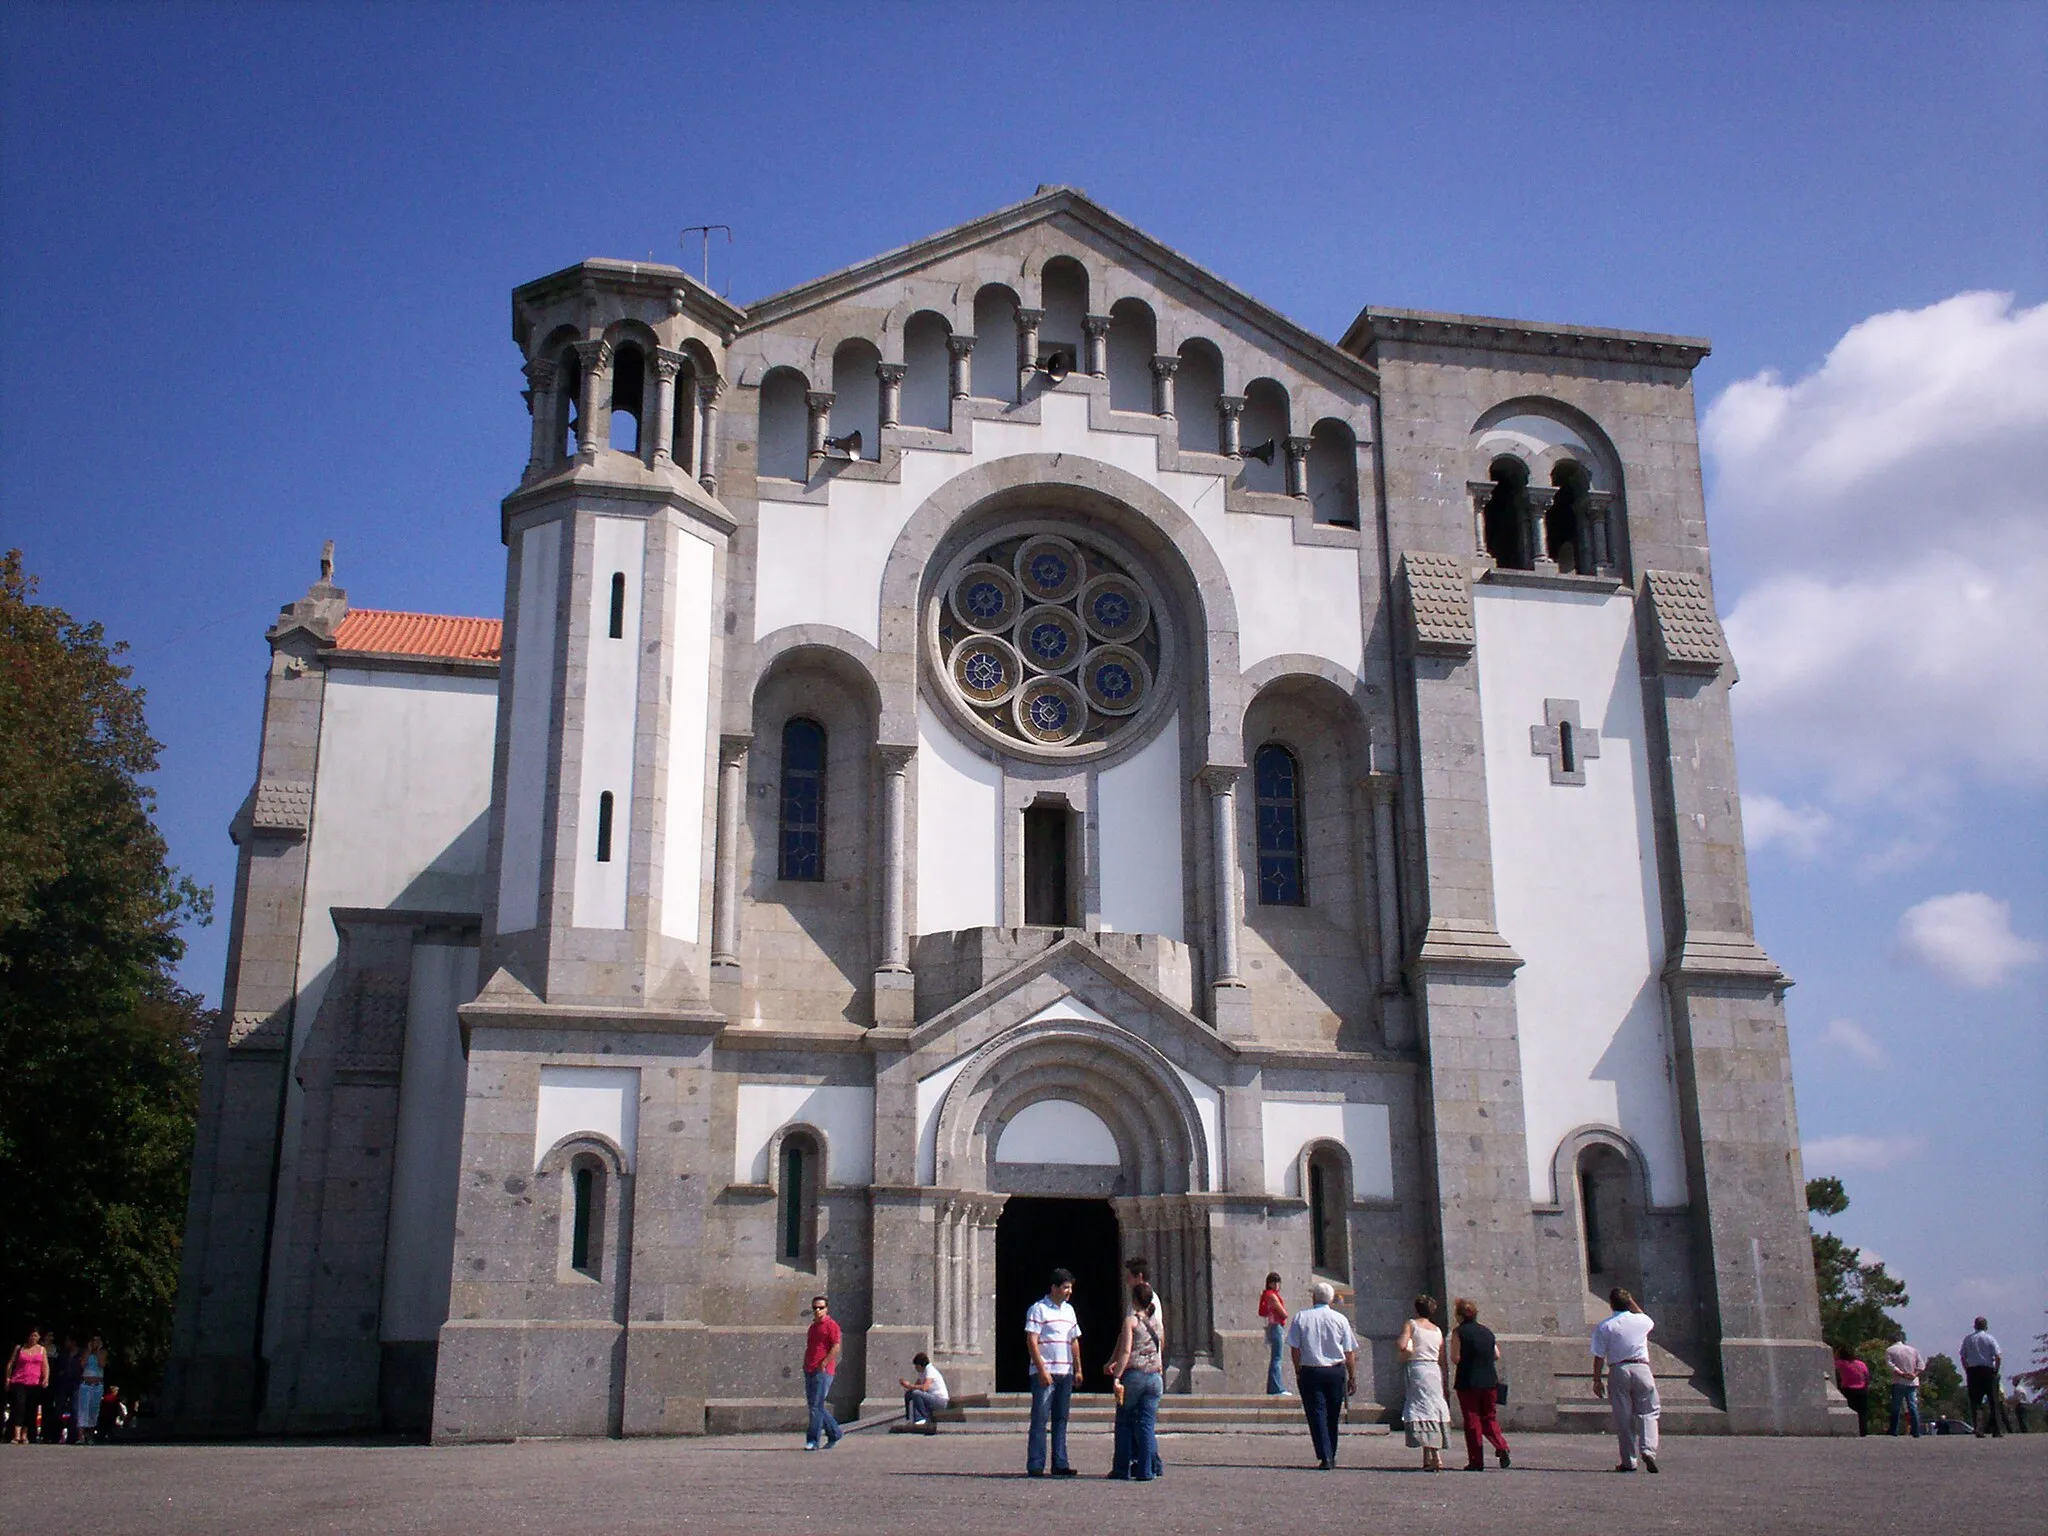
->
xmin=1833 ymin=1345 xmax=1871 ymax=1436
xmin=7 ymin=1328 xmax=49 ymax=1444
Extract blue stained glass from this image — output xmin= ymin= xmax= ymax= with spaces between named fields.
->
xmin=1253 ymin=743 xmax=1303 ymax=905
xmin=1094 ymin=662 xmax=1133 ymax=700
xmin=1030 ymin=553 xmax=1068 ymax=589
xmin=963 ymin=650 xmax=1004 ymax=691
xmin=1029 ymin=622 xmax=1069 ymax=661
xmin=1028 ymin=693 xmax=1070 ymax=731
xmin=779 ymin=718 xmax=827 ymax=881
xmin=965 ymin=581 xmax=1005 ymax=620
xmin=1093 ymin=591 xmax=1132 ymax=629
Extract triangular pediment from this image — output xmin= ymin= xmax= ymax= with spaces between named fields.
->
xmin=740 ymin=185 xmax=1377 ymax=398
xmin=907 ymin=933 xmax=1240 ymax=1086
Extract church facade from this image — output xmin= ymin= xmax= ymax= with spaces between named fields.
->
xmin=165 ymin=188 xmax=1836 ymax=1440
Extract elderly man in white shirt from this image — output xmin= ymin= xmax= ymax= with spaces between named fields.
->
xmin=1286 ymin=1281 xmax=1359 ymax=1470
xmin=1961 ymin=1319 xmax=2004 ymax=1438
xmin=1591 ymin=1287 xmax=1660 ymax=1472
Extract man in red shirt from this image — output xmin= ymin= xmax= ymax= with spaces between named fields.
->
xmin=1259 ymin=1273 xmax=1291 ymax=1395
xmin=804 ymin=1295 xmax=844 ymax=1449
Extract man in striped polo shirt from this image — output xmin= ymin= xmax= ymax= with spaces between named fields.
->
xmin=1025 ymin=1268 xmax=1081 ymax=1477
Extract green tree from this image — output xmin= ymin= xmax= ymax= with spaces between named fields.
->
xmin=1806 ymin=1176 xmax=1909 ymax=1355
xmin=0 ymin=549 xmax=212 ymax=1389
xmin=1919 ymin=1353 xmax=1965 ymax=1421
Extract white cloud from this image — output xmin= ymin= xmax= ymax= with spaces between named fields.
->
xmin=1819 ymin=1017 xmax=1887 ymax=1068
xmin=1706 ymin=293 xmax=2048 ymax=807
xmin=1803 ymin=1133 xmax=1926 ymax=1173
xmin=1743 ymin=792 xmax=1834 ymax=859
xmin=1894 ymin=891 xmax=2044 ymax=987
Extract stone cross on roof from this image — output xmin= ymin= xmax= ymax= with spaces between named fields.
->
xmin=1531 ymin=697 xmax=1600 ymax=786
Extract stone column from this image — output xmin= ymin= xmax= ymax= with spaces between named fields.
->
xmin=522 ymin=358 xmax=557 ymax=478
xmin=573 ymin=339 xmax=611 ymax=458
xmin=695 ymin=377 xmax=724 ymax=494
xmin=1150 ymin=355 xmax=1180 ymax=419
xmin=1218 ymin=395 xmax=1245 ymax=459
xmin=877 ymin=747 xmax=912 ymax=972
xmin=1082 ymin=314 xmax=1112 ymax=377
xmin=710 ymin=736 xmax=748 ymax=969
xmin=876 ymin=362 xmax=906 ymax=430
xmin=1588 ymin=493 xmax=1616 ymax=572
xmin=805 ymin=390 xmax=834 ymax=469
xmin=1014 ymin=307 xmax=1043 ymax=394
xmin=1284 ymin=435 xmax=1312 ymax=499
xmin=650 ymin=350 xmax=683 ymax=469
xmin=947 ymin=334 xmax=975 ymax=400
xmin=1525 ymin=486 xmax=1557 ymax=572
xmin=1200 ymin=767 xmax=1245 ymax=989
xmin=1365 ymin=772 xmax=1402 ymax=997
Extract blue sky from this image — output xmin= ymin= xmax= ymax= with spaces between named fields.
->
xmin=4 ymin=2 xmax=2042 ymax=1364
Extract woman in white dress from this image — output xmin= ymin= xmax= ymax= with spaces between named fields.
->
xmin=1397 ymin=1294 xmax=1452 ymax=1471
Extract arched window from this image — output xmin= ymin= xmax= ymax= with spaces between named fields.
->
xmin=670 ymin=356 xmax=699 ymax=471
xmin=1549 ymin=460 xmax=1595 ymax=574
xmin=1175 ymin=339 xmax=1224 ymax=453
xmin=566 ymin=1151 xmax=608 ymax=1279
xmin=1038 ymin=257 xmax=1089 ymax=376
xmin=1241 ymin=378 xmax=1291 ymax=494
xmin=1483 ymin=456 xmax=1531 ymax=569
xmin=609 ymin=341 xmax=645 ymax=455
xmin=777 ymin=1129 xmax=821 ymax=1269
xmin=972 ymin=285 xmax=1021 ymax=403
xmin=758 ymin=367 xmax=809 ymax=482
xmin=1107 ymin=298 xmax=1156 ymax=413
xmin=902 ymin=311 xmax=952 ymax=430
xmin=830 ymin=339 xmax=881 ymax=460
xmin=1307 ymin=419 xmax=1359 ymax=527
xmin=556 ymin=344 xmax=582 ymax=461
xmin=1306 ymin=1143 xmax=1351 ymax=1280
xmin=595 ymin=790 xmax=615 ymax=863
xmin=779 ymin=718 xmax=827 ymax=881
xmin=607 ymin=571 xmax=627 ymax=639
xmin=1254 ymin=744 xmax=1305 ymax=906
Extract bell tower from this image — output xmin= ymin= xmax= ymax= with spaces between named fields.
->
xmin=485 ymin=260 xmax=743 ymax=1007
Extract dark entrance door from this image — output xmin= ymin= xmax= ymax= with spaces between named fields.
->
xmin=994 ymin=1197 xmax=1121 ymax=1392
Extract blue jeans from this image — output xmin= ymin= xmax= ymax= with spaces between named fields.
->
xmin=1266 ymin=1323 xmax=1287 ymax=1393
xmin=1298 ymin=1362 xmax=1347 ymax=1464
xmin=904 ymin=1388 xmax=941 ymax=1423
xmin=1111 ymin=1370 xmax=1163 ymax=1479
xmin=805 ymin=1368 xmax=840 ymax=1446
xmin=1027 ymin=1372 xmax=1074 ymax=1473
xmin=1889 ymin=1382 xmax=1921 ymax=1437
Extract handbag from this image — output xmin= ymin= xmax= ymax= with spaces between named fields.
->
xmin=1496 ymin=1378 xmax=1509 ymax=1405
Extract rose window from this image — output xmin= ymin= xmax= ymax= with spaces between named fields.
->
xmin=932 ymin=529 xmax=1164 ymax=755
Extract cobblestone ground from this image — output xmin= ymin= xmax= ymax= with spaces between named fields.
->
xmin=6 ymin=1428 xmax=2042 ymax=1534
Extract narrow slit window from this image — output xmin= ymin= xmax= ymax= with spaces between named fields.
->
xmin=608 ymin=571 xmax=626 ymax=638
xmin=780 ymin=1140 xmax=806 ymax=1261
xmin=570 ymin=1164 xmax=596 ymax=1273
xmin=596 ymin=791 xmax=615 ymax=862
xmin=1580 ymin=1168 xmax=1606 ymax=1275
xmin=1559 ymin=719 xmax=1576 ymax=775
xmin=1309 ymin=1159 xmax=1330 ymax=1270
xmin=1255 ymin=744 xmax=1305 ymax=905
xmin=779 ymin=718 xmax=827 ymax=881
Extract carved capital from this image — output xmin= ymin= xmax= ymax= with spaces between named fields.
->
xmin=805 ymin=390 xmax=835 ymax=414
xmin=1217 ymin=395 xmax=1246 ymax=418
xmin=1363 ymin=771 xmax=1400 ymax=805
xmin=522 ymin=358 xmax=557 ymax=391
xmin=1015 ymin=307 xmax=1045 ymax=329
xmin=651 ymin=348 xmax=686 ymax=381
xmin=875 ymin=362 xmax=908 ymax=385
xmin=718 ymin=734 xmax=751 ymax=770
xmin=947 ymin=334 xmax=977 ymax=357
xmin=573 ymin=338 xmax=613 ymax=374
xmin=1197 ymin=764 xmax=1243 ymax=794
xmin=1082 ymin=314 xmax=1112 ymax=338
xmin=1150 ymin=355 xmax=1181 ymax=379
xmin=875 ymin=743 xmax=917 ymax=775
xmin=1283 ymin=435 xmax=1313 ymax=462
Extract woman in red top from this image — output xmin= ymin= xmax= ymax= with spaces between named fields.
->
xmin=1834 ymin=1345 xmax=1871 ymax=1436
xmin=7 ymin=1328 xmax=49 ymax=1444
xmin=1258 ymin=1273 xmax=1290 ymax=1395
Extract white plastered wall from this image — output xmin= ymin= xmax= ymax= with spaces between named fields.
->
xmin=1260 ymin=1099 xmax=1394 ymax=1200
xmin=572 ymin=517 xmax=644 ymax=929
xmin=660 ymin=528 xmax=716 ymax=941
xmin=1095 ymin=711 xmax=1184 ymax=941
xmin=995 ymin=1100 xmax=1120 ymax=1165
xmin=914 ymin=697 xmax=1002 ymax=934
xmin=753 ymin=392 xmax=1361 ymax=676
xmin=1472 ymin=584 xmax=1685 ymax=1206
xmin=534 ymin=1065 xmax=641 ymax=1171
xmin=381 ymin=939 xmax=478 ymax=1342
xmin=498 ymin=520 xmax=560 ymax=933
xmin=734 ymin=1084 xmax=877 ymax=1187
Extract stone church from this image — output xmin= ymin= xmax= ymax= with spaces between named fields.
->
xmin=165 ymin=187 xmax=1836 ymax=1440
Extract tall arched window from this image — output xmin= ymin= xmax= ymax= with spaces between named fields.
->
xmin=1241 ymin=378 xmax=1291 ymax=494
xmin=1306 ymin=1143 xmax=1351 ymax=1280
xmin=1107 ymin=297 xmax=1156 ymax=413
xmin=1255 ymin=743 xmax=1305 ymax=906
xmin=1576 ymin=1142 xmax=1642 ymax=1303
xmin=779 ymin=718 xmax=827 ymax=881
xmin=1307 ymin=418 xmax=1359 ymax=527
xmin=972 ymin=285 xmax=1021 ymax=404
xmin=565 ymin=1151 xmax=608 ymax=1279
xmin=830 ymin=339 xmax=881 ymax=460
xmin=1548 ymin=460 xmax=1594 ymax=574
xmin=758 ymin=367 xmax=809 ymax=482
xmin=778 ymin=1129 xmax=821 ymax=1269
xmin=1038 ymin=256 xmax=1089 ymax=374
xmin=556 ymin=344 xmax=582 ymax=461
xmin=1483 ymin=456 xmax=1531 ymax=569
xmin=902 ymin=310 xmax=953 ymax=430
xmin=609 ymin=342 xmax=645 ymax=455
xmin=1175 ymin=339 xmax=1224 ymax=453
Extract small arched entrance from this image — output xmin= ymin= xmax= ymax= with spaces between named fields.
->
xmin=993 ymin=1197 xmax=1122 ymax=1391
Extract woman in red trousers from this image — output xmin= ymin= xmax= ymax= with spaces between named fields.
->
xmin=1450 ymin=1298 xmax=1511 ymax=1470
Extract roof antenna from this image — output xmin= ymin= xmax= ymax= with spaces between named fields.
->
xmin=680 ymin=225 xmax=732 ymax=296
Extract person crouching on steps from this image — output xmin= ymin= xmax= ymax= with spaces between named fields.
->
xmin=899 ymin=1352 xmax=948 ymax=1432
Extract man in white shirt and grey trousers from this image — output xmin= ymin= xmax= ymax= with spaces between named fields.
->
xmin=1591 ymin=1287 xmax=1661 ymax=1473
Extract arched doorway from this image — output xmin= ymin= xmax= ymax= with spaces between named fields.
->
xmin=993 ymin=1197 xmax=1122 ymax=1391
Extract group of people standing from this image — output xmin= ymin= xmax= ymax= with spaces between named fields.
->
xmin=5 ymin=1329 xmax=112 ymax=1445
xmin=1834 ymin=1318 xmax=2024 ymax=1438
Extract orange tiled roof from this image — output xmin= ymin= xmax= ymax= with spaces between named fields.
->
xmin=331 ymin=609 xmax=502 ymax=662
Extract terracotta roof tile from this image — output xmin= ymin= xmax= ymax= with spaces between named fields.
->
xmin=331 ymin=609 xmax=502 ymax=662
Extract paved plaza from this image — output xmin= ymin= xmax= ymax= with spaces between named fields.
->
xmin=6 ymin=1429 xmax=2042 ymax=1535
